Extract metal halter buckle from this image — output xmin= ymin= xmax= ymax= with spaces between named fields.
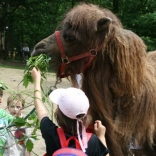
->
xmin=61 ymin=56 xmax=70 ymax=64
xmin=90 ymin=49 xmax=97 ymax=56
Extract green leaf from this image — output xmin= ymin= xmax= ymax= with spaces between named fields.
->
xmin=13 ymin=117 xmax=26 ymax=127
xmin=28 ymin=112 xmax=37 ymax=120
xmin=26 ymin=139 xmax=34 ymax=152
xmin=23 ymin=74 xmax=29 ymax=88
xmin=0 ymin=80 xmax=8 ymax=90
xmin=23 ymin=54 xmax=51 ymax=88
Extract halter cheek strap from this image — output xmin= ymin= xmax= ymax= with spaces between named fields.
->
xmin=55 ymin=31 xmax=102 ymax=78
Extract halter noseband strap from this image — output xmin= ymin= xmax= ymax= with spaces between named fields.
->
xmin=55 ymin=31 xmax=101 ymax=78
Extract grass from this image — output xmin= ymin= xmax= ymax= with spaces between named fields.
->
xmin=0 ymin=60 xmax=54 ymax=72
xmin=0 ymin=60 xmax=26 ymax=70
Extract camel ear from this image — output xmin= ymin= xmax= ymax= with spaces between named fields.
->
xmin=97 ymin=17 xmax=112 ymax=32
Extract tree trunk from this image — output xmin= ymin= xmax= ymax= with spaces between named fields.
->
xmin=113 ymin=0 xmax=119 ymax=13
xmin=0 ymin=2 xmax=9 ymax=61
xmin=0 ymin=31 xmax=5 ymax=61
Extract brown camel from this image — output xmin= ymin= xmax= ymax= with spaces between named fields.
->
xmin=32 ymin=3 xmax=156 ymax=156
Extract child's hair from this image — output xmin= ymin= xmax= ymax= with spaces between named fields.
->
xmin=0 ymin=89 xmax=3 ymax=96
xmin=55 ymin=108 xmax=87 ymax=135
xmin=7 ymin=93 xmax=25 ymax=107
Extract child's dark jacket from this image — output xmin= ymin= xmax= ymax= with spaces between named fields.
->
xmin=40 ymin=117 xmax=109 ymax=156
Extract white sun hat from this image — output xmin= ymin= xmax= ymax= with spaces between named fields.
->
xmin=49 ymin=87 xmax=90 ymax=152
xmin=49 ymin=87 xmax=89 ymax=119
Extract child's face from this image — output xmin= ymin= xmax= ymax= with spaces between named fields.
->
xmin=8 ymin=100 xmax=23 ymax=116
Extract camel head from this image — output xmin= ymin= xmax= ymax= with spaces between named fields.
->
xmin=32 ymin=3 xmax=122 ymax=80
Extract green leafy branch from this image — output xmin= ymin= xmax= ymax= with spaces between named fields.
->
xmin=23 ymin=54 xmax=51 ymax=88
xmin=13 ymin=112 xmax=40 ymax=152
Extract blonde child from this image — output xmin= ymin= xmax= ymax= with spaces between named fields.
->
xmin=3 ymin=94 xmax=31 ymax=156
xmin=0 ymin=84 xmax=13 ymax=156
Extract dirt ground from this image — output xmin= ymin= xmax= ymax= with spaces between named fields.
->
xmin=0 ymin=62 xmax=71 ymax=156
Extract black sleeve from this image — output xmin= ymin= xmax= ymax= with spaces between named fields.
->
xmin=86 ymin=134 xmax=109 ymax=156
xmin=40 ymin=117 xmax=60 ymax=156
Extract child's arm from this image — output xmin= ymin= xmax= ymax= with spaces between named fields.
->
xmin=94 ymin=120 xmax=110 ymax=156
xmin=31 ymin=67 xmax=48 ymax=122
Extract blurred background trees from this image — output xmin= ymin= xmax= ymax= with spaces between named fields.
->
xmin=0 ymin=0 xmax=156 ymax=60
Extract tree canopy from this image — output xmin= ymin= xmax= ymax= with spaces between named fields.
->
xmin=0 ymin=0 xmax=156 ymax=60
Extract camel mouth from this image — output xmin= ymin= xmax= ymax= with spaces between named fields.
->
xmin=31 ymin=49 xmax=48 ymax=57
xmin=31 ymin=49 xmax=40 ymax=56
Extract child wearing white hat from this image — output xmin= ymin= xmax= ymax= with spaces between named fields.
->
xmin=31 ymin=67 xmax=109 ymax=156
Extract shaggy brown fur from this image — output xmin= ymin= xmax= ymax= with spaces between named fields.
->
xmin=32 ymin=3 xmax=156 ymax=156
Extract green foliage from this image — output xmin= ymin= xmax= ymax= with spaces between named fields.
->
xmin=23 ymin=73 xmax=33 ymax=88
xmin=0 ymin=66 xmax=53 ymax=155
xmin=26 ymin=139 xmax=34 ymax=152
xmin=118 ymin=0 xmax=156 ymax=51
xmin=1 ymin=0 xmax=156 ymax=56
xmin=142 ymin=36 xmax=156 ymax=51
xmin=23 ymin=54 xmax=51 ymax=88
xmin=13 ymin=117 xmax=26 ymax=127
xmin=0 ymin=79 xmax=8 ymax=90
xmin=12 ymin=110 xmax=40 ymax=153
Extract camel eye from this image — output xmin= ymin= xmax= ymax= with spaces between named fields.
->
xmin=63 ymin=34 xmax=75 ymax=42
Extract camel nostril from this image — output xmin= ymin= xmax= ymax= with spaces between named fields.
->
xmin=35 ymin=42 xmax=47 ymax=50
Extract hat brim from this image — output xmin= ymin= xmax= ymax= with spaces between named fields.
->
xmin=49 ymin=88 xmax=65 ymax=105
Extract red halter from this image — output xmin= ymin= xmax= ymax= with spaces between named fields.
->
xmin=55 ymin=31 xmax=102 ymax=78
